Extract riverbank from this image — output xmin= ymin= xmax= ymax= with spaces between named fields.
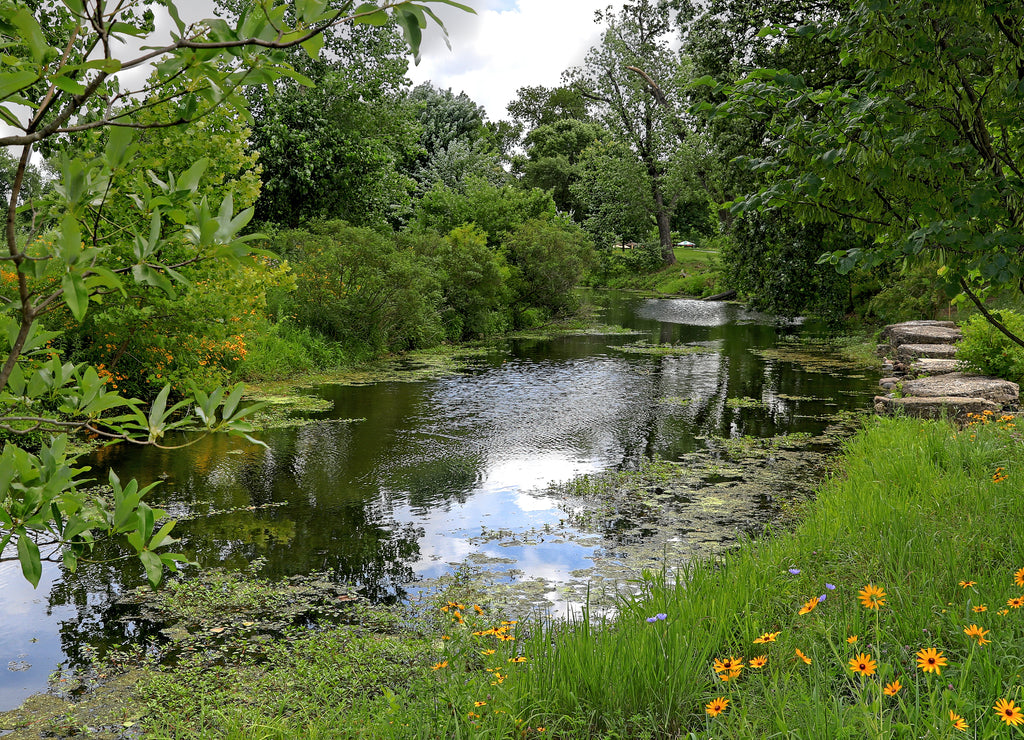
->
xmin=4 ymin=413 xmax=1019 ymax=738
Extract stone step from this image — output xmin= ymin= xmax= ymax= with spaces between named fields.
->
xmin=874 ymin=395 xmax=1001 ymax=420
xmin=909 ymin=358 xmax=960 ymax=376
xmin=896 ymin=343 xmax=958 ymax=363
xmin=898 ymin=372 xmax=1019 ymax=405
xmin=886 ymin=323 xmax=962 ymax=348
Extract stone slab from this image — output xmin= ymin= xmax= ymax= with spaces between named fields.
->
xmin=880 ymin=320 xmax=957 ymax=341
xmin=909 ymin=358 xmax=960 ymax=376
xmin=879 ymin=377 xmax=900 ymax=390
xmin=896 ymin=343 xmax=958 ymax=363
xmin=899 ymin=372 xmax=1019 ymax=405
xmin=886 ymin=324 xmax=962 ymax=348
xmin=874 ymin=395 xmax=1001 ymax=420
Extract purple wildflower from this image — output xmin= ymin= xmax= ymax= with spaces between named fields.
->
xmin=788 ymin=568 xmax=800 ymax=575
xmin=825 ymin=583 xmax=835 ymax=590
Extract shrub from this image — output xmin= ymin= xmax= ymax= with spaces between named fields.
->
xmin=503 ymin=218 xmax=594 ymax=316
xmin=956 ymin=310 xmax=1024 ymax=383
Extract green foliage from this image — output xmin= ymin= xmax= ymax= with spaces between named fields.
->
xmin=414 ymin=176 xmax=557 ymax=246
xmin=863 ymin=264 xmax=950 ymax=325
xmin=0 ymin=0 xmax=465 ymax=587
xmin=504 ymin=219 xmax=594 ymax=317
xmin=276 ymin=221 xmax=444 ymax=354
xmin=957 ymin=311 xmax=1024 ymax=384
xmin=405 ymin=225 xmax=511 ymax=341
xmin=719 ymin=0 xmax=1024 ymax=323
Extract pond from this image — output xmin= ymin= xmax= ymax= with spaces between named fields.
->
xmin=0 ymin=292 xmax=879 ymax=711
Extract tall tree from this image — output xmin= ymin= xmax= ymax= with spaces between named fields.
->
xmin=718 ymin=0 xmax=1024 ymax=340
xmin=565 ymin=0 xmax=690 ymax=264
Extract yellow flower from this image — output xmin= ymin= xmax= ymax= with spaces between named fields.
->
xmin=508 ymin=656 xmax=527 ymax=663
xmin=846 ymin=635 xmax=858 ymax=644
xmin=973 ymin=604 xmax=988 ymax=612
xmin=481 ymin=649 xmax=496 ymax=656
xmin=949 ymin=710 xmax=968 ymax=731
xmin=959 ymin=580 xmax=976 ymax=588
xmin=795 ymin=648 xmax=811 ymax=665
xmin=748 ymin=655 xmax=767 ymax=668
xmin=848 ymin=653 xmax=877 ymax=677
xmin=963 ymin=624 xmax=991 ymax=646
xmin=858 ymin=584 xmax=886 ymax=609
xmin=1008 ymin=596 xmax=1024 ymax=609
xmin=915 ymin=647 xmax=947 ymax=675
xmin=431 ymin=660 xmax=448 ymax=670
xmin=1015 ymin=567 xmax=1024 ymax=587
xmin=798 ymin=596 xmax=820 ymax=615
xmin=753 ymin=631 xmax=781 ymax=644
xmin=713 ymin=656 xmax=744 ymax=674
xmin=996 ymin=699 xmax=1024 ymax=726
xmin=705 ymin=697 xmax=729 ymax=717
xmin=883 ymin=679 xmax=902 ymax=696
xmin=997 ymin=608 xmax=1010 ymax=616
xmin=473 ymin=604 xmax=484 ymax=614
xmin=474 ymin=701 xmax=487 ymax=707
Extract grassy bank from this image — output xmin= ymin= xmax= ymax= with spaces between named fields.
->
xmin=127 ymin=412 xmax=1024 ymax=738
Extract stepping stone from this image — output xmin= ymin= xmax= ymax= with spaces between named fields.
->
xmin=879 ymin=377 xmax=900 ymax=390
xmin=909 ymin=358 xmax=960 ymax=376
xmin=874 ymin=395 xmax=1001 ymax=420
xmin=885 ymin=323 xmax=962 ymax=348
xmin=899 ymin=372 xmax=1019 ymax=405
xmin=896 ymin=343 xmax=958 ymax=363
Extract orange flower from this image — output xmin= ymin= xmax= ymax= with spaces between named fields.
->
xmin=431 ymin=660 xmax=448 ymax=670
xmin=748 ymin=655 xmax=767 ymax=668
xmin=883 ymin=679 xmax=902 ymax=696
xmin=798 ymin=596 xmax=821 ymax=615
xmin=713 ymin=656 xmax=744 ymax=675
xmin=995 ymin=699 xmax=1024 ymax=726
xmin=973 ymin=604 xmax=988 ymax=612
xmin=753 ymin=631 xmax=781 ymax=644
xmin=705 ymin=697 xmax=729 ymax=716
xmin=858 ymin=584 xmax=886 ymax=609
xmin=848 ymin=653 xmax=877 ymax=677
xmin=795 ymin=648 xmax=811 ymax=665
xmin=959 ymin=580 xmax=976 ymax=588
xmin=846 ymin=635 xmax=858 ymax=644
xmin=915 ymin=647 xmax=947 ymax=675
xmin=1008 ymin=596 xmax=1024 ymax=609
xmin=963 ymin=624 xmax=990 ymax=646
xmin=948 ymin=710 xmax=968 ymax=731
xmin=1015 ymin=567 xmax=1024 ymax=587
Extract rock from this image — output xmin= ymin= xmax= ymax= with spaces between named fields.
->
xmin=879 ymin=377 xmax=901 ymax=390
xmin=874 ymin=395 xmax=1001 ymax=420
xmin=885 ymin=323 xmax=962 ymax=348
xmin=876 ymin=343 xmax=890 ymax=357
xmin=899 ymin=372 xmax=1019 ymax=405
xmin=879 ymin=320 xmax=958 ymax=343
xmin=909 ymin=358 xmax=961 ymax=376
xmin=896 ymin=343 xmax=958 ymax=363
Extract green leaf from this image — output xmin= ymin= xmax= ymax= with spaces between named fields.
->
xmin=0 ymin=71 xmax=41 ymax=102
xmin=52 ymin=76 xmax=86 ymax=95
xmin=61 ymin=272 xmax=89 ymax=321
xmin=139 ymin=550 xmax=163 ymax=588
xmin=104 ymin=127 xmax=135 ymax=169
xmin=17 ymin=532 xmax=42 ymax=588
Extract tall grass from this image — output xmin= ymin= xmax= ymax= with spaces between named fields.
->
xmin=139 ymin=414 xmax=1024 ymax=738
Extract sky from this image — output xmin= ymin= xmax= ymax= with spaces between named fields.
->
xmin=404 ymin=0 xmax=624 ymax=121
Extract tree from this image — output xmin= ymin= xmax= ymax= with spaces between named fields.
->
xmin=521 ymin=118 xmax=608 ymax=218
xmin=248 ymin=22 xmax=421 ymax=228
xmin=717 ymin=0 xmax=1024 ymax=340
xmin=0 ymin=0 xmax=467 ymax=588
xmin=565 ymin=0 xmax=691 ymax=264
xmin=506 ymin=85 xmax=589 ymax=130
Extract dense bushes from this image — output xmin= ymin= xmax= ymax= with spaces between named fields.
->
xmin=956 ymin=310 xmax=1024 ymax=384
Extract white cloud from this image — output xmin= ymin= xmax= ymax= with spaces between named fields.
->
xmin=408 ymin=0 xmax=624 ymax=121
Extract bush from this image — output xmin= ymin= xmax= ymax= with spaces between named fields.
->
xmin=503 ymin=219 xmax=594 ymax=316
xmin=956 ymin=310 xmax=1024 ymax=383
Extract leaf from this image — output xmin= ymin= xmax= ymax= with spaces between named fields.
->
xmin=139 ymin=550 xmax=163 ymax=588
xmin=52 ymin=75 xmax=86 ymax=95
xmin=17 ymin=532 xmax=42 ymax=588
xmin=61 ymin=272 xmax=89 ymax=321
xmin=0 ymin=71 xmax=41 ymax=103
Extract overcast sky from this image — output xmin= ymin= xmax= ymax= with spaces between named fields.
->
xmin=405 ymin=0 xmax=624 ymax=121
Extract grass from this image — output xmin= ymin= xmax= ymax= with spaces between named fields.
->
xmin=131 ymin=412 xmax=1024 ymax=738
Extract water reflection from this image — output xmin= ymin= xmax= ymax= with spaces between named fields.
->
xmin=0 ymin=294 xmax=879 ymax=710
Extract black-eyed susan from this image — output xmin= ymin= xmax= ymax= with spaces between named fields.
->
xmin=916 ymin=647 xmax=947 ymax=675
xmin=508 ymin=656 xmax=527 ymax=663
xmin=473 ymin=604 xmax=484 ymax=615
xmin=753 ymin=631 xmax=780 ymax=644
xmin=481 ymin=649 xmax=496 ymax=656
xmin=795 ymin=648 xmax=811 ymax=664
xmin=964 ymin=624 xmax=991 ymax=646
xmin=474 ymin=701 xmax=487 ymax=707
xmin=848 ymin=653 xmax=877 ymax=677
xmin=949 ymin=710 xmax=968 ymax=731
xmin=846 ymin=635 xmax=858 ymax=644
xmin=995 ymin=699 xmax=1024 ymax=726
xmin=959 ymin=580 xmax=976 ymax=588
xmin=858 ymin=584 xmax=886 ymax=609
xmin=431 ymin=660 xmax=448 ymax=670
xmin=973 ymin=604 xmax=988 ymax=612
xmin=798 ymin=596 xmax=820 ymax=615
xmin=1015 ymin=567 xmax=1024 ymax=587
xmin=713 ymin=656 xmax=744 ymax=674
xmin=1008 ymin=596 xmax=1024 ymax=609
xmin=705 ymin=697 xmax=729 ymax=716
xmin=998 ymin=608 xmax=1010 ymax=616
xmin=883 ymin=679 xmax=902 ymax=696
xmin=718 ymin=667 xmax=742 ymax=682
xmin=749 ymin=655 xmax=767 ymax=668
